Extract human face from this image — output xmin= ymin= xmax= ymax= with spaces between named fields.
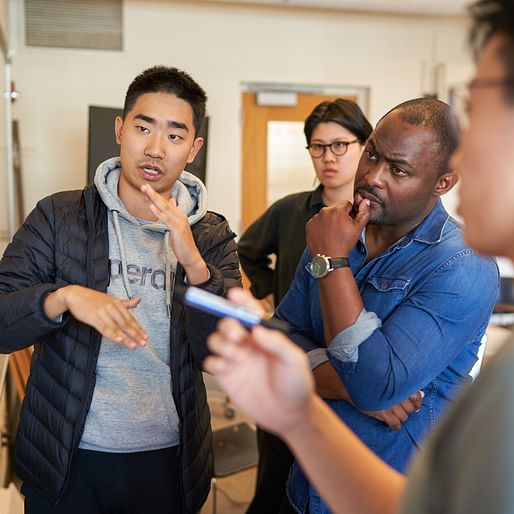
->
xmin=451 ymin=34 xmax=514 ymax=259
xmin=115 ymin=92 xmax=203 ymax=208
xmin=354 ymin=111 xmax=454 ymax=233
xmin=309 ymin=122 xmax=363 ymax=191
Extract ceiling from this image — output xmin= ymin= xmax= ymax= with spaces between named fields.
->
xmin=198 ymin=0 xmax=473 ymax=17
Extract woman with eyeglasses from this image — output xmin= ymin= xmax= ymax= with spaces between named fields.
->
xmin=237 ymin=99 xmax=372 ymax=514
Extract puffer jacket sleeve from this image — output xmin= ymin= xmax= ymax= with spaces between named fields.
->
xmin=184 ymin=211 xmax=241 ymax=367
xmin=0 ymin=195 xmax=67 ymax=353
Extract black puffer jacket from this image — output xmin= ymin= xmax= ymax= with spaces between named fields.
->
xmin=0 ymin=185 xmax=241 ymax=512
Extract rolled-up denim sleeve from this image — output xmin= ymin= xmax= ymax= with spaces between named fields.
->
xmin=327 ymin=308 xmax=381 ymax=372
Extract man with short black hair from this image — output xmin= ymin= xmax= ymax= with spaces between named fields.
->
xmin=0 ymin=65 xmax=241 ymax=513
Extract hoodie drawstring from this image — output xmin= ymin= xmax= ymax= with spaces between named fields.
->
xmin=112 ymin=210 xmax=134 ymax=301
xmin=164 ymin=231 xmax=173 ymax=318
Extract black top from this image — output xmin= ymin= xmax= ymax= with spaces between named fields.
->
xmin=238 ymin=186 xmax=324 ymax=305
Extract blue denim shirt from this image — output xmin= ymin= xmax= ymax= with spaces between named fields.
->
xmin=275 ymin=200 xmax=499 ymax=514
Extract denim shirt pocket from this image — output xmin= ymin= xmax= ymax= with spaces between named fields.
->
xmin=364 ymin=275 xmax=411 ymax=316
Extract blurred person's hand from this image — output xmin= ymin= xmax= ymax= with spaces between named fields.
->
xmin=205 ymin=288 xmax=314 ymax=437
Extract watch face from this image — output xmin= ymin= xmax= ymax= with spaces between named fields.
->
xmin=311 ymin=255 xmax=329 ymax=278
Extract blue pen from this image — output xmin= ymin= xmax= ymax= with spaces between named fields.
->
xmin=177 ymin=286 xmax=290 ymax=333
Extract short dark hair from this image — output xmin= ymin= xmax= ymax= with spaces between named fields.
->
xmin=469 ymin=0 xmax=514 ymax=103
xmin=304 ymin=99 xmax=372 ymax=145
xmin=384 ymin=98 xmax=459 ymax=177
xmin=123 ymin=66 xmax=207 ymax=134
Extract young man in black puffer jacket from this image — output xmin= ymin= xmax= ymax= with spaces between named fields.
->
xmin=0 ymin=66 xmax=241 ymax=514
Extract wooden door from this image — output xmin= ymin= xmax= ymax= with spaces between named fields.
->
xmin=241 ymin=92 xmax=357 ymax=230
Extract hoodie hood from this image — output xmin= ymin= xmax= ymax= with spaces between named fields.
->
xmin=94 ymin=156 xmax=208 ymax=227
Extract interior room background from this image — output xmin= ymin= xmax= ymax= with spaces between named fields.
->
xmin=0 ymin=0 xmax=472 ymax=246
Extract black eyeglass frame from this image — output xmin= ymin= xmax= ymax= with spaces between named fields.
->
xmin=305 ymin=139 xmax=360 ymax=158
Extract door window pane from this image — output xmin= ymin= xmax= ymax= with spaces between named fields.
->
xmin=267 ymin=121 xmax=315 ymax=206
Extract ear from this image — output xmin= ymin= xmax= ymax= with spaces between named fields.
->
xmin=433 ymin=170 xmax=459 ymax=197
xmin=114 ymin=116 xmax=124 ymax=145
xmin=187 ymin=137 xmax=204 ymax=164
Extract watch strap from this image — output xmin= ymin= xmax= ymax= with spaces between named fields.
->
xmin=328 ymin=257 xmax=350 ymax=270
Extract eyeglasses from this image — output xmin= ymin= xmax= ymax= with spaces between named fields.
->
xmin=449 ymin=77 xmax=514 ymax=131
xmin=306 ymin=139 xmax=359 ymax=158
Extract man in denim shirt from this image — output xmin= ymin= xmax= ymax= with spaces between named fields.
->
xmin=275 ymin=98 xmax=499 ymax=514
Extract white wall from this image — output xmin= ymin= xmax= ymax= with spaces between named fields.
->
xmin=7 ymin=0 xmax=472 ymax=235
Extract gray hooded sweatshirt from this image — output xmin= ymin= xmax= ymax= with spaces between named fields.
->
xmin=80 ymin=157 xmax=207 ymax=452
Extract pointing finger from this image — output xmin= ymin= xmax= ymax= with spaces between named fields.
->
xmin=354 ymin=199 xmax=371 ymax=228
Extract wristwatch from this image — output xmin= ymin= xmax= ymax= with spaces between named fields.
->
xmin=308 ymin=254 xmax=350 ymax=279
